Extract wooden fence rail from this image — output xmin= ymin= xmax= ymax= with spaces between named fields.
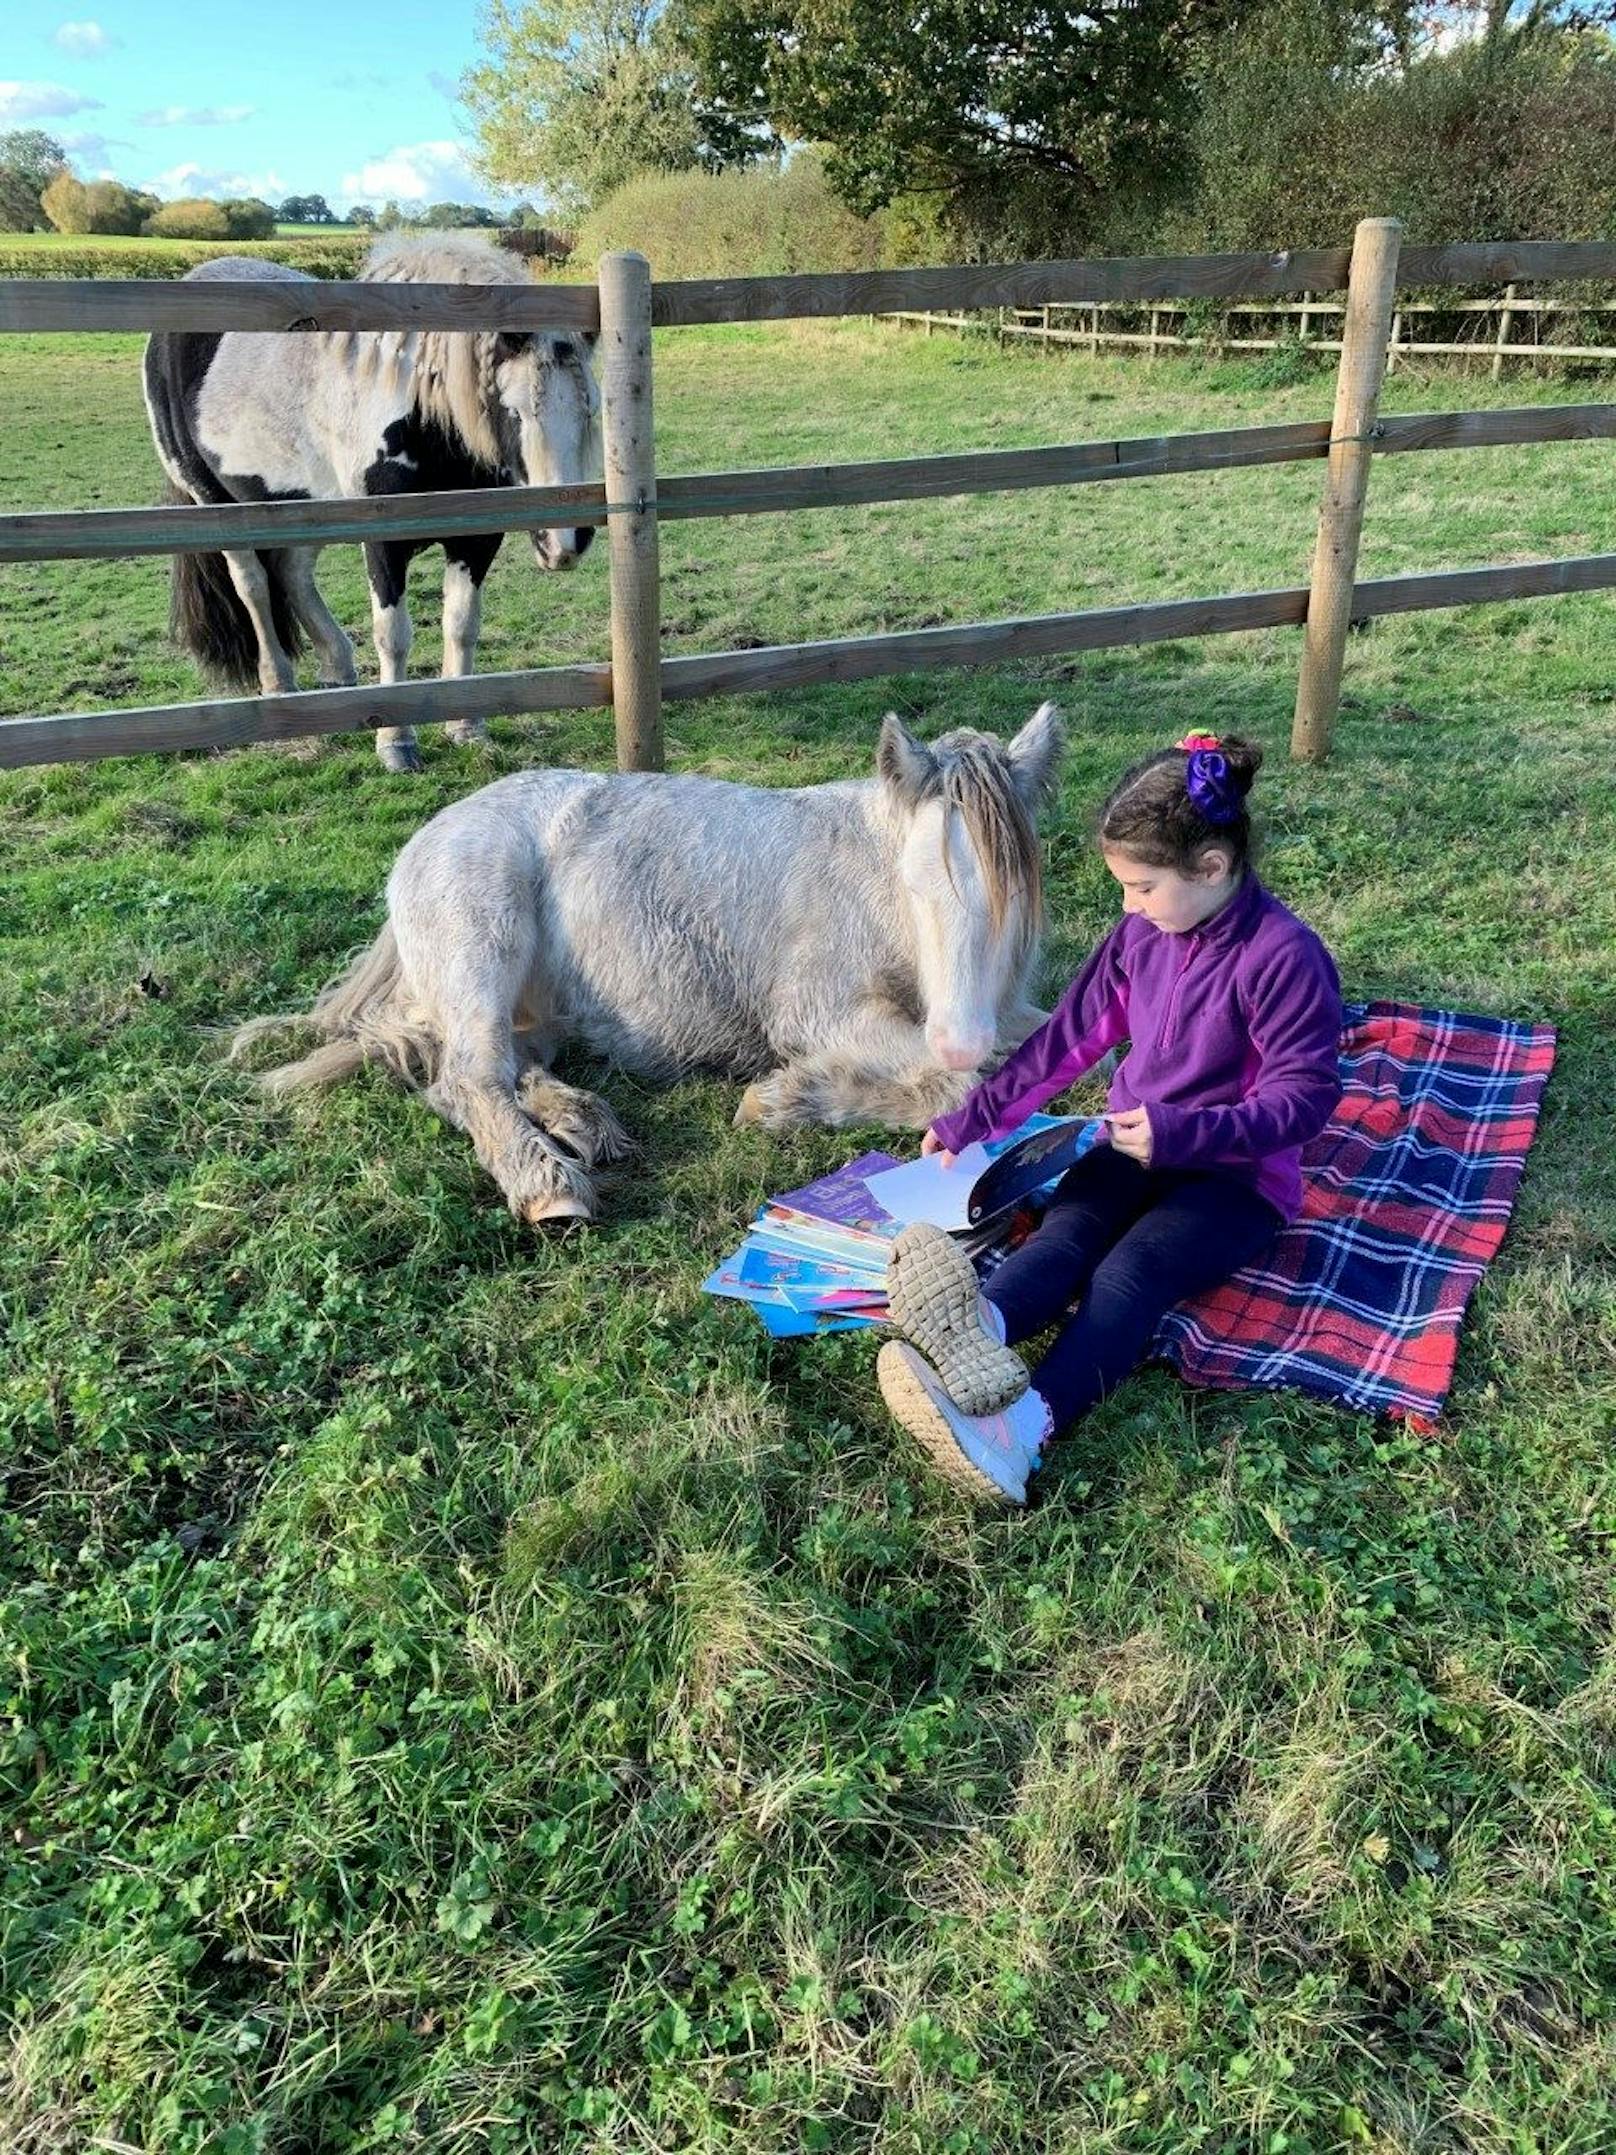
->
xmin=893 ymin=291 xmax=1616 ymax=370
xmin=7 ymin=549 xmax=1614 ymax=772
xmin=6 ymin=403 xmax=1614 ymax=566
xmin=2 ymin=223 xmax=1613 ymax=771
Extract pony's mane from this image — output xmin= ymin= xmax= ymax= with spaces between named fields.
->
xmin=351 ymin=233 xmax=552 ymax=471
xmin=930 ymin=730 xmax=1045 ymax=951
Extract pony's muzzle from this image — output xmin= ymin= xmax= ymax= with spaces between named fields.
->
xmin=533 ymin=526 xmax=594 ymax=571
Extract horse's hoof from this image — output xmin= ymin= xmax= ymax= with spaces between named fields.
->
xmin=377 ymin=741 xmax=424 ymax=775
xmin=519 ymin=1192 xmax=593 ymax=1229
xmin=733 ymin=1084 xmax=764 ymax=1127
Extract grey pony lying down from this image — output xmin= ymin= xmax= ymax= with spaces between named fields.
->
xmin=234 ymin=705 xmax=1064 ymax=1223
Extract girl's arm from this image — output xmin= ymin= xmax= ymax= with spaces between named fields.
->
xmin=1148 ymin=939 xmax=1342 ymax=1168
xmin=931 ymin=924 xmax=1131 ymax=1152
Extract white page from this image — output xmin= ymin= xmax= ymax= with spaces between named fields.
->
xmin=863 ymin=1142 xmax=995 ymax=1232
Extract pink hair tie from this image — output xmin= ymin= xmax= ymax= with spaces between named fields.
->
xmin=1176 ymin=731 xmax=1222 ymax=752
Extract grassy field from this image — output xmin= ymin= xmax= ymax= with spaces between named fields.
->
xmin=3 ymin=322 xmax=1615 ymax=2152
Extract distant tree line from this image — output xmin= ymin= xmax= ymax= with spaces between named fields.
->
xmin=0 ymin=140 xmax=537 ymax=240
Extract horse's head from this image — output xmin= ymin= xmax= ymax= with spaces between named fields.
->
xmin=491 ymin=330 xmax=602 ymax=571
xmin=878 ymin=703 xmax=1065 ymax=1071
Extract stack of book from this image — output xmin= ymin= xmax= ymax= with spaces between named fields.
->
xmin=702 ymin=1114 xmax=1103 ymax=1339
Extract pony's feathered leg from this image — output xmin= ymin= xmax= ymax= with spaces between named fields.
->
xmin=735 ymin=1008 xmax=983 ymax=1131
xmin=515 ymin=1070 xmax=634 ymax=1171
xmin=440 ymin=539 xmax=499 ymax=751
xmin=737 ymin=1054 xmax=980 ymax=1132
xmin=427 ymin=1002 xmax=596 ymax=1225
xmin=396 ymin=882 xmax=596 ymax=1223
xmin=366 ymin=539 xmax=421 ymax=774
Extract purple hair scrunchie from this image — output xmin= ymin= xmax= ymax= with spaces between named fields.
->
xmin=1184 ymin=747 xmax=1241 ymax=826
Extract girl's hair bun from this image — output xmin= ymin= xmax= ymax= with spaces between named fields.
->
xmin=1219 ymin=735 xmax=1264 ymax=795
xmin=1098 ymin=728 xmax=1265 ymax=872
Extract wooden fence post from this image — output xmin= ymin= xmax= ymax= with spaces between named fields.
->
xmin=1291 ymin=217 xmax=1403 ymax=764
xmin=1492 ymin=283 xmax=1517 ymax=381
xmin=598 ymin=248 xmax=662 ymax=771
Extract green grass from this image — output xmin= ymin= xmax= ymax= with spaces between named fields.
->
xmin=2 ymin=324 xmax=1615 ymax=2153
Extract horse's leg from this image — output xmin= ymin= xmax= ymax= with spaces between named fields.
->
xmin=439 ymin=535 xmax=501 ymax=750
xmin=736 ymin=1013 xmax=982 ymax=1132
xmin=418 ymin=961 xmax=597 ymax=1226
xmin=221 ymin=550 xmax=298 ymax=695
xmin=365 ymin=538 xmax=420 ymax=773
xmin=515 ymin=1068 xmax=634 ymax=1172
xmin=282 ymin=547 xmax=356 ymax=688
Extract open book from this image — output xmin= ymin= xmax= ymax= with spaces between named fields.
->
xmin=863 ymin=1113 xmax=1104 ymax=1234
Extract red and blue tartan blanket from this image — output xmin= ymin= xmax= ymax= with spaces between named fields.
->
xmin=1153 ymin=1001 xmax=1557 ymax=1424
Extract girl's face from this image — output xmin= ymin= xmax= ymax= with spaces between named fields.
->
xmin=1104 ymin=845 xmax=1239 ymax=935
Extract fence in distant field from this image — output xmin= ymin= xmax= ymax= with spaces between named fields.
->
xmin=887 ymin=289 xmax=1616 ymax=377
xmin=1 ymin=223 xmax=1614 ymax=774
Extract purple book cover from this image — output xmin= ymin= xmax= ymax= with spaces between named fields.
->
xmin=769 ymin=1151 xmax=904 ymax=1237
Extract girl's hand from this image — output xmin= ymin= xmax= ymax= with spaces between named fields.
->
xmin=920 ymin=1128 xmax=958 ymax=1168
xmin=1103 ymin=1105 xmax=1154 ymax=1167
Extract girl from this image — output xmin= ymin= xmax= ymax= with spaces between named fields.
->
xmin=878 ymin=731 xmax=1342 ymax=1507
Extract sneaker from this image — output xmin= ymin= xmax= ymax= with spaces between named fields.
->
xmin=886 ymin=1222 xmax=1029 ymax=1414
xmin=877 ymin=1339 xmax=1051 ymax=1507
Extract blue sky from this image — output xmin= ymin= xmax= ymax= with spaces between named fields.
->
xmin=3 ymin=1 xmax=523 ymax=212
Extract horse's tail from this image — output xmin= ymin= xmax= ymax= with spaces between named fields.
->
xmin=166 ymin=482 xmax=305 ymax=690
xmin=231 ymin=923 xmax=443 ymax=1096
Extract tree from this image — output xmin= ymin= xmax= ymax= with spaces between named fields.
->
xmin=464 ymin=0 xmax=715 ymax=218
xmin=377 ymin=199 xmax=408 ymax=228
xmin=223 ymin=196 xmax=277 ymax=238
xmin=0 ymin=129 xmax=68 ymax=230
xmin=676 ymin=0 xmax=1239 ymax=256
xmin=347 ymin=203 xmax=377 ymax=226
xmin=421 ymin=199 xmax=502 ymax=226
xmin=144 ymin=197 xmax=232 ymax=238
xmin=278 ymin=192 xmax=337 ymax=223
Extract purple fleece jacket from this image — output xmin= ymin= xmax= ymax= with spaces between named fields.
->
xmin=932 ymin=875 xmax=1343 ymax=1222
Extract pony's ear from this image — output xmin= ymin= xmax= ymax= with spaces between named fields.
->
xmin=1006 ymin=700 xmax=1065 ymax=810
xmin=877 ymin=713 xmax=937 ymax=806
xmin=494 ymin=330 xmax=534 ymax=362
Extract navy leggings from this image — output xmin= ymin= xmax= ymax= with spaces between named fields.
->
xmin=983 ymin=1145 xmax=1282 ymax=1435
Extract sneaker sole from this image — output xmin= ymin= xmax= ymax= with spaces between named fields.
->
xmin=887 ymin=1224 xmax=1028 ymax=1414
xmin=877 ymin=1341 xmax=1017 ymax=1507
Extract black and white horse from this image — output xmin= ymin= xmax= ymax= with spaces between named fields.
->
xmin=143 ymin=233 xmax=601 ymax=771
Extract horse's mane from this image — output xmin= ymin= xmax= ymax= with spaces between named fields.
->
xmin=931 ymin=731 xmax=1045 ymax=952
xmin=353 ymin=233 xmax=550 ymax=471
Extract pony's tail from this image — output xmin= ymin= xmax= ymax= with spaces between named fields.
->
xmin=166 ymin=483 xmax=304 ymax=690
xmin=231 ymin=923 xmax=442 ymax=1096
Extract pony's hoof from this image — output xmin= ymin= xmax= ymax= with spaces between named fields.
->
xmin=377 ymin=740 xmax=424 ymax=774
xmin=519 ymin=1192 xmax=593 ymax=1229
xmin=733 ymin=1083 xmax=765 ymax=1127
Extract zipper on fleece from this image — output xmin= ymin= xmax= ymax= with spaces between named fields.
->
xmin=1158 ymin=936 xmax=1198 ymax=1050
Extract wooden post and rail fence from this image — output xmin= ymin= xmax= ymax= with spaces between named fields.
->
xmin=1 ymin=222 xmax=1613 ymax=773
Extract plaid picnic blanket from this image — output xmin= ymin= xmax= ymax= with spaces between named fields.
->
xmin=1153 ymin=1001 xmax=1557 ymax=1424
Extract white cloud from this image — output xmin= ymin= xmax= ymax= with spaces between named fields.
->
xmin=52 ymin=20 xmax=114 ymax=57
xmin=340 ymin=139 xmax=499 ymax=206
xmin=0 ymin=79 xmax=102 ymax=121
xmin=136 ymin=103 xmax=255 ymax=127
xmin=144 ymin=159 xmax=289 ymax=201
